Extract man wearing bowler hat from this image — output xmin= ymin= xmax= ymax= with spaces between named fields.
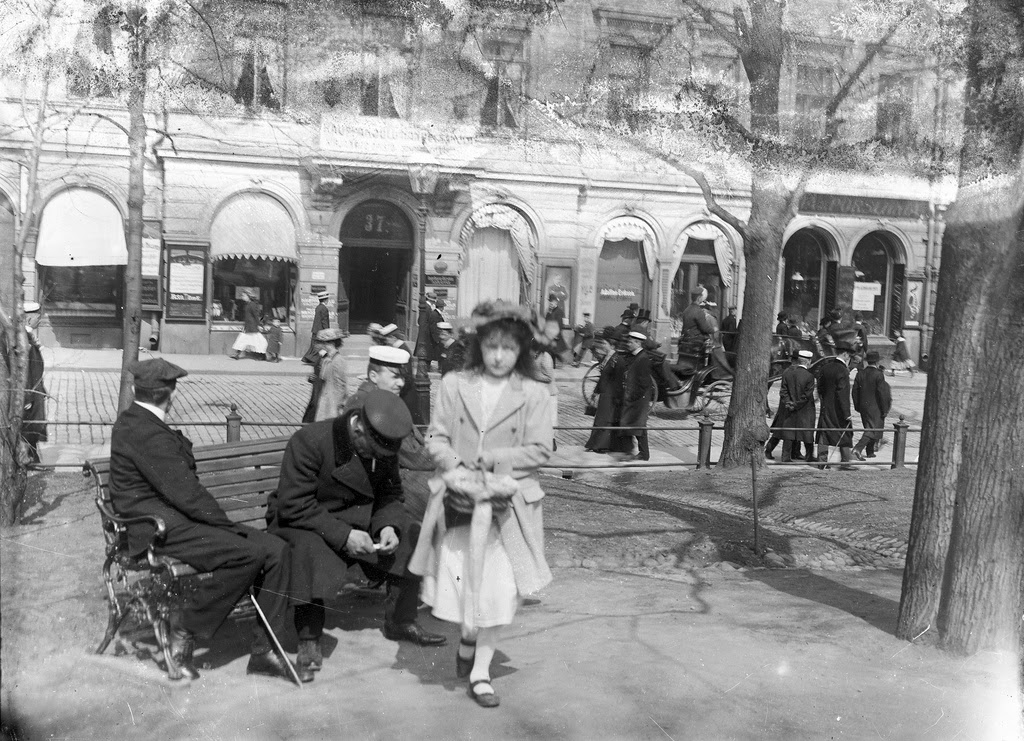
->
xmin=852 ymin=350 xmax=891 ymax=460
xmin=267 ymin=389 xmax=446 ymax=676
xmin=109 ymin=358 xmax=305 ymax=682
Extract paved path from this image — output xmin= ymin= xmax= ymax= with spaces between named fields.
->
xmin=35 ymin=343 xmax=927 ymax=471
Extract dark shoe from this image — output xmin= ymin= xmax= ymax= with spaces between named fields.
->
xmin=764 ymin=450 xmax=774 ymax=461
xmin=230 ymin=352 xmax=240 ymax=360
xmin=247 ymin=650 xmax=312 ymax=683
xmin=456 ymin=639 xmax=476 ymax=679
xmin=169 ymin=628 xmax=200 ymax=681
xmin=853 ymin=450 xmax=867 ymax=461
xmin=866 ymin=452 xmax=877 ymax=459
xmin=469 ymin=679 xmax=500 ymax=708
xmin=297 ymin=639 xmax=323 ymax=672
xmin=383 ymin=621 xmax=447 ymax=646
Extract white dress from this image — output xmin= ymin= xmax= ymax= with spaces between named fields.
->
xmin=421 ymin=377 xmax=520 ymax=628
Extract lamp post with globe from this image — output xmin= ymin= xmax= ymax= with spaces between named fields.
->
xmin=407 ymin=150 xmax=439 ymax=424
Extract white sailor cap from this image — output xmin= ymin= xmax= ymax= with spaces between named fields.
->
xmin=436 ymin=321 xmax=453 ymax=330
xmin=379 ymin=323 xmax=398 ymax=336
xmin=316 ymin=290 xmax=330 ymax=300
xmin=23 ymin=301 xmax=41 ymax=313
xmin=628 ymin=331 xmax=647 ymax=340
xmin=369 ymin=345 xmax=410 ymax=367
xmin=797 ymin=350 xmax=814 ymax=358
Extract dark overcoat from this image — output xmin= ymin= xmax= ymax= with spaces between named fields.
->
xmin=619 ymin=349 xmax=654 ymax=431
xmin=816 ymin=357 xmax=853 ymax=447
xmin=772 ymin=363 xmax=816 ymax=443
xmin=584 ymin=354 xmax=630 ymax=453
xmin=266 ymin=413 xmax=416 ymax=601
xmin=852 ymin=366 xmax=891 ymax=441
xmin=243 ymin=300 xmax=263 ymax=333
xmin=312 ymin=302 xmax=330 ymax=335
xmin=23 ymin=335 xmax=47 ymax=451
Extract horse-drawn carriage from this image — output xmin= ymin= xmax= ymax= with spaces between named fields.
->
xmin=581 ymin=332 xmax=839 ymax=419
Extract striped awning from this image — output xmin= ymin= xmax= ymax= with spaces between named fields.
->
xmin=210 ymin=192 xmax=297 ymax=262
xmin=35 ymin=188 xmax=128 ymax=266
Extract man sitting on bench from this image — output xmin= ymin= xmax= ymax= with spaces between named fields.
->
xmin=109 ymin=358 xmax=308 ymax=683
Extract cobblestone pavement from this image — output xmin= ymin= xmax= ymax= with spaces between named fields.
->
xmin=38 ymin=347 xmax=926 ymax=469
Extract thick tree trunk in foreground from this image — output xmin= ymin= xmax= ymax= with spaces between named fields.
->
xmin=899 ymin=0 xmax=1024 ymax=678
xmin=118 ymin=23 xmax=147 ymax=413
xmin=719 ymin=173 xmax=790 ymax=468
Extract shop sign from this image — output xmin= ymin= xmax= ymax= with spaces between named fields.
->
xmin=141 ymin=237 xmax=162 ymax=311
xmin=799 ymin=192 xmax=930 ymax=220
xmin=425 ymin=274 xmax=458 ymax=287
xmin=852 ymin=281 xmax=882 ymax=310
xmin=599 ymin=286 xmax=638 ymax=299
xmin=167 ymin=247 xmax=207 ymax=321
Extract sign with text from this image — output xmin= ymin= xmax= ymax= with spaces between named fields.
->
xmin=425 ymin=274 xmax=458 ymax=287
xmin=799 ymin=192 xmax=930 ymax=220
xmin=166 ymin=247 xmax=206 ymax=321
xmin=852 ymin=281 xmax=882 ymax=311
xmin=141 ymin=237 xmax=162 ymax=311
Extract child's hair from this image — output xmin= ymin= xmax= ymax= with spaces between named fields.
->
xmin=465 ymin=315 xmax=537 ymax=377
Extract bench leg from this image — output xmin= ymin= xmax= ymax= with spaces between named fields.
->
xmin=96 ymin=557 xmax=126 ymax=655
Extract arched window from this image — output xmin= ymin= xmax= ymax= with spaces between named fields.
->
xmin=852 ymin=232 xmax=897 ymax=336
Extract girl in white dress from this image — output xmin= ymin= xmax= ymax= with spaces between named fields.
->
xmin=409 ymin=301 xmax=554 ymax=708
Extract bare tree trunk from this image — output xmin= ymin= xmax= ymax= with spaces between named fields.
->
xmin=118 ymin=16 xmax=147 ymax=413
xmin=1 ymin=80 xmax=48 ymax=525
xmin=898 ymin=0 xmax=1024 ymax=664
xmin=719 ymin=172 xmax=789 ymax=467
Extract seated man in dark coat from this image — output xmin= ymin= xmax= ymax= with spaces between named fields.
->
xmin=267 ymin=390 xmax=446 ymax=676
xmin=109 ymin=359 xmax=304 ymax=682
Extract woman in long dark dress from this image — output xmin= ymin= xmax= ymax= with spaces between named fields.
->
xmin=584 ymin=345 xmax=631 ymax=454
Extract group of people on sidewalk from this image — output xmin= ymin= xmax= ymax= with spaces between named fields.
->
xmin=107 ymin=299 xmax=557 ymax=709
xmin=765 ymin=339 xmax=893 ymax=469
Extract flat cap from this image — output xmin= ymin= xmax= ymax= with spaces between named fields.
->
xmin=379 ymin=323 xmax=398 ymax=336
xmin=132 ymin=358 xmax=187 ymax=389
xmin=435 ymin=298 xmax=446 ymax=308
xmin=865 ymin=350 xmax=880 ymax=363
xmin=316 ymin=327 xmax=344 ymax=342
xmin=835 ymin=340 xmax=858 ymax=353
xmin=369 ymin=345 xmax=410 ymax=366
xmin=628 ymin=331 xmax=647 ymax=340
xmin=359 ymin=389 xmax=413 ymax=454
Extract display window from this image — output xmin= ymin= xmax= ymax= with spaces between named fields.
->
xmin=211 ymin=257 xmax=296 ymax=324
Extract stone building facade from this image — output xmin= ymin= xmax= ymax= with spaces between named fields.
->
xmin=0 ymin=0 xmax=953 ymax=361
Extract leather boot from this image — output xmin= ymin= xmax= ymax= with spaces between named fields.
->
xmin=168 ymin=627 xmax=201 ymax=680
xmin=297 ymin=639 xmax=323 ymax=672
xmin=838 ymin=447 xmax=857 ymax=471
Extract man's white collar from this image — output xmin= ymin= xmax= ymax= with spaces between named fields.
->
xmin=134 ymin=401 xmax=166 ymax=422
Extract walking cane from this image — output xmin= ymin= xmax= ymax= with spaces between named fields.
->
xmin=248 ymin=588 xmax=303 ymax=687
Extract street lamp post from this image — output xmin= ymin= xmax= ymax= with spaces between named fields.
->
xmin=407 ymin=151 xmax=439 ymax=425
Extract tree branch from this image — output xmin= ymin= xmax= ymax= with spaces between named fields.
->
xmin=677 ymin=0 xmax=747 ymax=54
xmin=674 ymin=160 xmax=748 ymax=237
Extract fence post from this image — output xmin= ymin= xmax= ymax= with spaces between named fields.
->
xmin=891 ymin=414 xmax=909 ymax=470
xmin=226 ymin=403 xmax=242 ymax=443
xmin=696 ymin=414 xmax=714 ymax=469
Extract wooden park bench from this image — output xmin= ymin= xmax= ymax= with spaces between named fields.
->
xmin=84 ymin=435 xmax=299 ymax=683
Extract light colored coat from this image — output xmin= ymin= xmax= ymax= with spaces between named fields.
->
xmin=314 ymin=350 xmax=348 ymax=421
xmin=409 ymin=370 xmax=554 ymax=597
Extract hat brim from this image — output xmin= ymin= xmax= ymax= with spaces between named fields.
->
xmin=362 ymin=418 xmax=402 ymax=457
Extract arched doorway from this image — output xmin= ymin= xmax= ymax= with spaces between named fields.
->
xmin=780 ymin=228 xmax=835 ymax=332
xmin=852 ymin=231 xmax=904 ymax=337
xmin=670 ymin=222 xmax=736 ymax=328
xmin=594 ymin=217 xmax=656 ymax=329
xmin=338 ymin=200 xmax=413 ymax=334
xmin=456 ymin=204 xmax=537 ymax=317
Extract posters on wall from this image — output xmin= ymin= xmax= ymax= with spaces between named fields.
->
xmin=852 ymin=281 xmax=882 ymax=311
xmin=167 ymin=247 xmax=206 ymax=320
xmin=905 ymin=280 xmax=922 ymax=326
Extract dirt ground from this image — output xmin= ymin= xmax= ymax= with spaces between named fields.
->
xmin=2 ymin=468 xmax=1022 ymax=740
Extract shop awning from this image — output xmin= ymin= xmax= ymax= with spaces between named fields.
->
xmin=598 ymin=216 xmax=657 ymax=281
xmin=675 ymin=221 xmax=735 ymax=287
xmin=35 ymin=188 xmax=128 ymax=266
xmin=210 ymin=192 xmax=297 ymax=262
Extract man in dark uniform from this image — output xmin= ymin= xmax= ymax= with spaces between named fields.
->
xmin=678 ymin=288 xmax=716 ymax=361
xmin=267 ymin=390 xmax=446 ymax=676
xmin=571 ymin=312 xmax=596 ymax=367
xmin=771 ymin=349 xmax=816 ymax=462
xmin=109 ymin=359 xmax=304 ymax=682
xmin=21 ymin=301 xmax=47 ymax=463
xmin=852 ymin=351 xmax=891 ymax=460
xmin=721 ymin=306 xmax=739 ymax=353
xmin=815 ymin=340 xmax=857 ymax=470
xmin=436 ymin=322 xmax=465 ymax=376
xmin=303 ymin=291 xmax=332 ymax=365
xmin=619 ymin=331 xmax=655 ymax=461
xmin=611 ymin=308 xmax=635 ymax=344
xmin=376 ymin=323 xmax=423 ymax=425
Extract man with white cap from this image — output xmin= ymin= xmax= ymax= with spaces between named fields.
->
xmin=313 ymin=327 xmax=347 ymax=421
xmin=374 ymin=323 xmax=424 ymax=425
xmin=302 ymin=290 xmax=332 ymax=364
xmin=345 ymin=345 xmax=411 ymax=409
xmin=109 ymin=358 xmax=305 ymax=682
xmin=436 ymin=322 xmax=465 ymax=376
xmin=618 ymin=330 xmax=655 ymax=461
xmin=767 ymin=349 xmax=817 ymax=463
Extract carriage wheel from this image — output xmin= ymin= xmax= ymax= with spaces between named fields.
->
xmin=581 ymin=361 xmax=603 ymax=407
xmin=690 ymin=379 xmax=732 ymax=419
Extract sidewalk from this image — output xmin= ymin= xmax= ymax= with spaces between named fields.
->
xmin=1 ymin=469 xmax=1018 ymax=740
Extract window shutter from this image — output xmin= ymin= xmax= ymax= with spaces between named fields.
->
xmin=889 ymin=263 xmax=906 ymax=337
